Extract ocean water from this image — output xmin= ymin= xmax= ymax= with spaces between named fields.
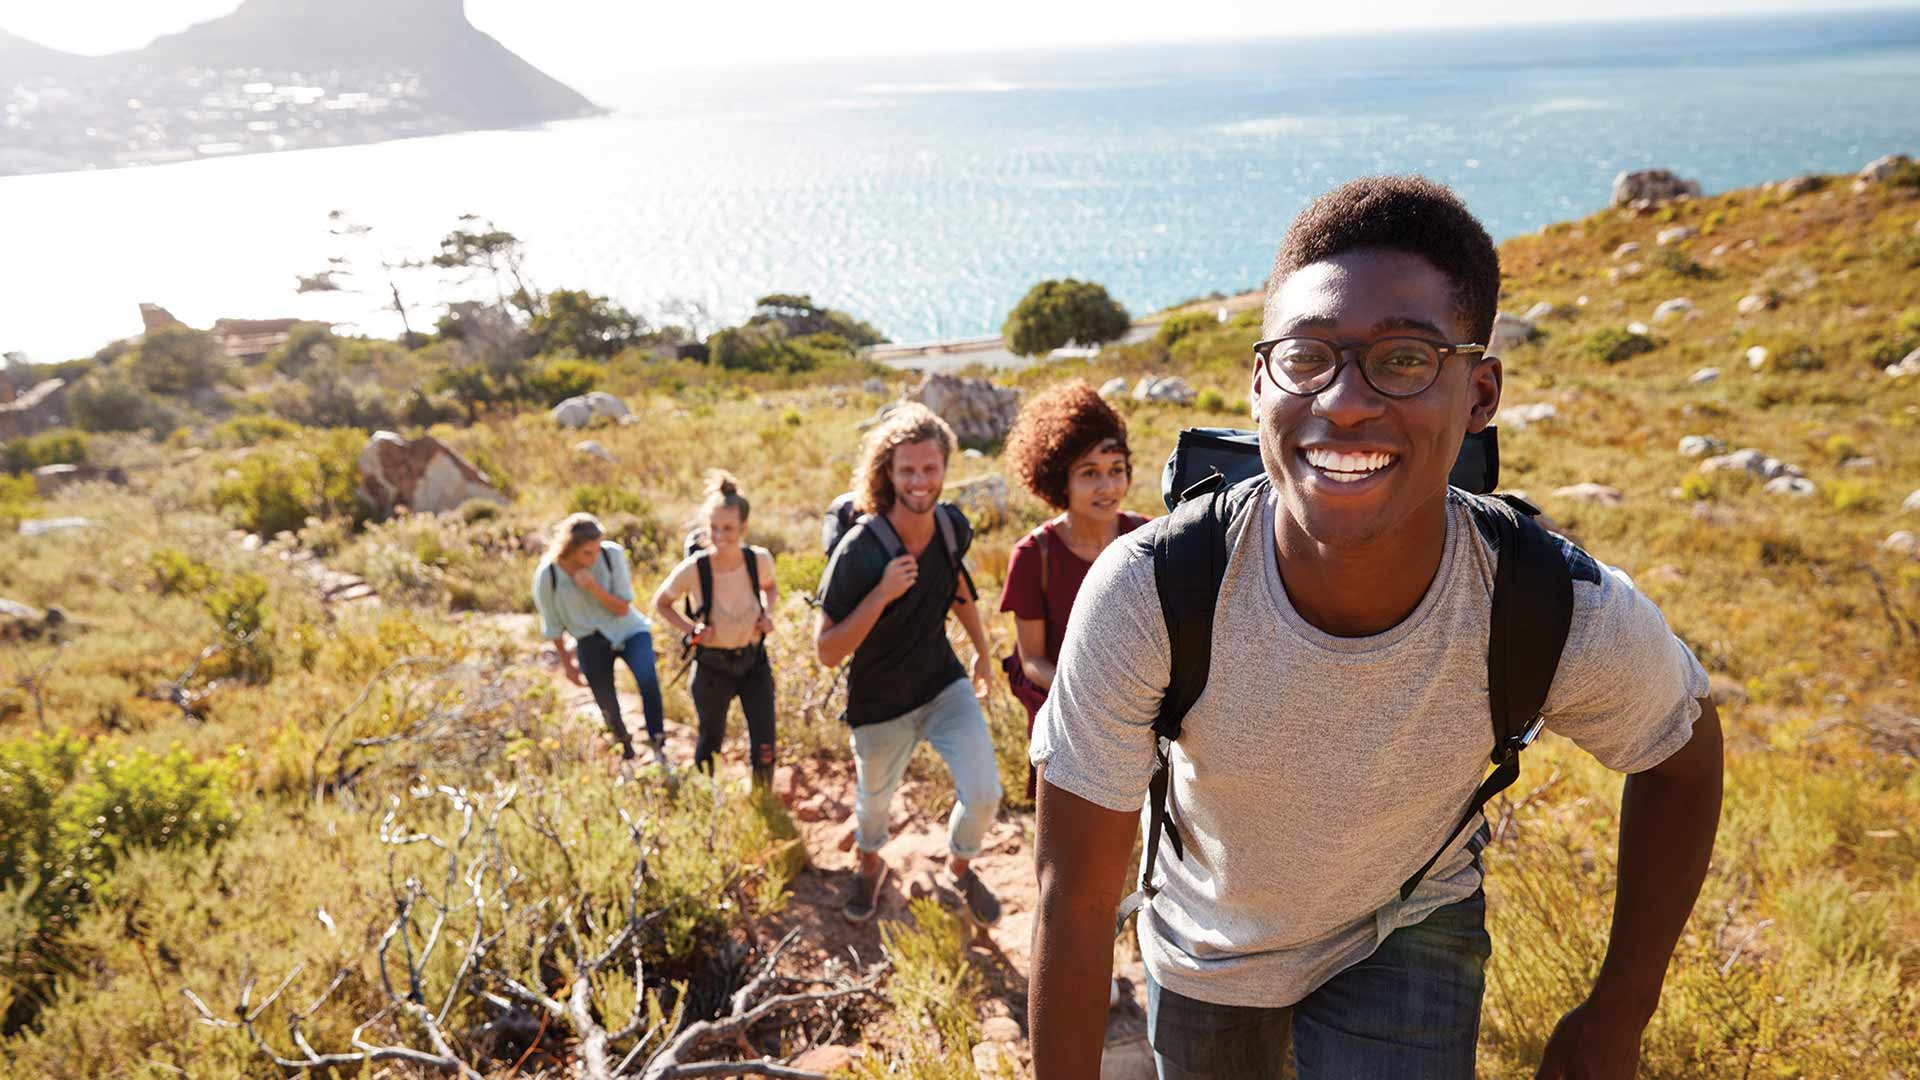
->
xmin=4 ymin=9 xmax=1920 ymax=362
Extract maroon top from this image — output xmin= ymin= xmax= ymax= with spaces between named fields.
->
xmin=999 ymin=512 xmax=1152 ymax=665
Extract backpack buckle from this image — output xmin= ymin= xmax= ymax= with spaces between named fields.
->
xmin=1496 ymin=715 xmax=1544 ymax=762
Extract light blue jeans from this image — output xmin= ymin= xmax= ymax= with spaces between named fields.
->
xmin=849 ymin=677 xmax=1003 ymax=860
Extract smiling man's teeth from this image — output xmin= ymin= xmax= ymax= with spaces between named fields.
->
xmin=1303 ymin=448 xmax=1397 ymax=481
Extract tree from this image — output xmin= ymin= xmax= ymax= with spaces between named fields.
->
xmin=297 ymin=211 xmax=425 ymax=347
xmin=528 ymin=289 xmax=644 ymax=360
xmin=123 ymin=325 xmax=230 ymax=396
xmin=432 ymin=215 xmax=541 ymax=319
xmin=1002 ymin=278 xmax=1131 ymax=356
xmin=265 ymin=322 xmax=339 ymax=377
xmin=747 ymin=294 xmax=885 ymax=346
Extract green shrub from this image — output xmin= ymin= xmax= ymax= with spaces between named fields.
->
xmin=1652 ymin=247 xmax=1714 ymax=280
xmin=1002 ymin=278 xmax=1131 ymax=356
xmin=1824 ymin=434 xmax=1860 ymax=462
xmin=850 ymin=898 xmax=982 ymax=1079
xmin=1583 ymin=327 xmax=1659 ymax=365
xmin=67 ymin=369 xmax=178 ymax=433
xmin=146 ymin=548 xmax=214 ymax=596
xmin=1777 ymin=345 xmax=1826 ymax=372
xmin=264 ymin=321 xmax=339 ymax=377
xmin=524 ymin=358 xmax=601 ymax=406
xmin=458 ymin=498 xmax=501 ymax=523
xmin=776 ymin=551 xmax=829 ymax=600
xmin=566 ymin=483 xmax=651 ymax=519
xmin=210 ymin=414 xmax=300 ymax=447
xmin=121 ymin=324 xmax=230 ymax=396
xmin=1156 ymin=310 xmax=1217 ymax=348
xmin=1830 ymin=480 xmax=1880 ymax=513
xmin=1 ymin=430 xmax=88 ymax=475
xmin=210 ymin=432 xmax=369 ymax=536
xmin=1195 ymin=387 xmax=1230 ymax=413
xmin=0 ymin=475 xmax=36 ymax=526
xmin=203 ymin=572 xmax=274 ymax=682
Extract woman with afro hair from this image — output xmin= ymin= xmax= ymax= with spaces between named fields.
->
xmin=998 ymin=380 xmax=1152 ymax=800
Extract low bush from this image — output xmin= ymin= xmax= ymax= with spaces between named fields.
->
xmin=1584 ymin=327 xmax=1659 ymax=365
xmin=0 ymin=430 xmax=88 ymax=474
xmin=211 ymin=431 xmax=369 ymax=536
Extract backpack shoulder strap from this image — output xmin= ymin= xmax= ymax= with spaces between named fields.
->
xmin=744 ymin=546 xmax=766 ymax=614
xmin=692 ymin=552 xmax=714 ymax=622
xmin=1116 ymin=476 xmax=1259 ymax=933
xmin=602 ymin=545 xmax=613 ymax=573
xmin=859 ymin=513 xmax=906 ymax=560
xmin=546 ymin=562 xmax=556 ymax=594
xmin=1397 ymin=492 xmax=1575 ymax=899
xmin=935 ymin=504 xmax=976 ymax=606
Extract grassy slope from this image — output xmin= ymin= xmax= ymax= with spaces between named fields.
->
xmin=0 ymin=172 xmax=1916 ymax=1077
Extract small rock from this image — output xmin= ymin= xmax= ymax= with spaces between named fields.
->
xmin=1778 ymin=174 xmax=1822 ymax=198
xmin=550 ymin=391 xmax=632 ymax=429
xmin=1132 ymin=375 xmax=1196 ymax=405
xmin=1611 ymin=169 xmax=1702 ymax=207
xmin=980 ymin=1016 xmax=1023 ymax=1042
xmin=862 ymin=377 xmax=887 ymax=395
xmin=1607 ymin=261 xmax=1646 ymax=285
xmin=1736 ymin=294 xmax=1770 ymax=315
xmin=573 ymin=440 xmax=615 ymax=463
xmin=1842 ymin=457 xmax=1878 ymax=471
xmin=1858 ymin=153 xmax=1913 ymax=184
xmin=1489 ymin=312 xmax=1535 ymax=356
xmin=973 ymin=1043 xmax=1020 ymax=1075
xmin=1554 ymin=482 xmax=1624 ymax=505
xmin=1522 ymin=301 xmax=1557 ymax=322
xmin=1497 ymin=402 xmax=1557 ymax=430
xmin=1678 ymin=435 xmax=1726 ymax=457
xmin=1885 ymin=348 xmax=1920 ymax=379
xmin=1656 ymin=225 xmax=1698 ymax=246
xmin=18 ymin=517 xmax=90 ymax=537
xmin=791 ymin=1046 xmax=859 ymax=1070
xmin=1884 ymin=531 xmax=1919 ymax=556
xmin=963 ymin=448 xmax=985 ymax=459
xmin=1763 ymin=476 xmax=1817 ymax=498
xmin=1626 ymin=321 xmax=1650 ymax=336
xmin=1098 ymin=376 xmax=1130 ymax=399
xmin=1689 ymin=367 xmax=1721 ymax=385
xmin=1612 ymin=242 xmax=1641 ymax=260
xmin=1746 ymin=345 xmax=1770 ymax=371
xmin=240 ymin=533 xmax=263 ymax=552
xmin=1691 ymin=502 xmax=1738 ymax=527
xmin=1709 ymin=243 xmax=1731 ymax=258
xmin=1904 ymin=489 xmax=1920 ymax=513
xmin=1651 ymin=298 xmax=1693 ymax=323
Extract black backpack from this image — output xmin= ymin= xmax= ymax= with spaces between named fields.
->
xmin=1116 ymin=431 xmax=1574 ymax=933
xmin=683 ymin=545 xmax=767 ymax=630
xmin=819 ymin=493 xmax=975 ymax=608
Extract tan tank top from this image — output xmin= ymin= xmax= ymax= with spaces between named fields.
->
xmin=685 ymin=551 xmax=766 ymax=649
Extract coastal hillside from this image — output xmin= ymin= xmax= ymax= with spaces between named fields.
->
xmin=0 ymin=163 xmax=1915 ymax=1077
xmin=0 ymin=0 xmax=596 ymax=175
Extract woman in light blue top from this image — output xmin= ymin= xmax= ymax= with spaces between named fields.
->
xmin=531 ymin=512 xmax=665 ymax=761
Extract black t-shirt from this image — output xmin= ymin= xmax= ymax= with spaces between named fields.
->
xmin=818 ymin=505 xmax=972 ymax=727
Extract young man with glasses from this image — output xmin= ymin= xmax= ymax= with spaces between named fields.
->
xmin=1028 ymin=176 xmax=1723 ymax=1079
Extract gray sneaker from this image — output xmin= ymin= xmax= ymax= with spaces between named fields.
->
xmin=842 ymin=865 xmax=888 ymax=924
xmin=951 ymin=868 xmax=1002 ymax=928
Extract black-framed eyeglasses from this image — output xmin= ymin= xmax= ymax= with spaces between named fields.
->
xmin=1253 ymin=335 xmax=1487 ymax=399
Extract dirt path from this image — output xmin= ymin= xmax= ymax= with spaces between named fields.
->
xmin=533 ymin=646 xmax=1158 ymax=1078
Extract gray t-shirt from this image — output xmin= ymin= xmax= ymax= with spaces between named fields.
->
xmin=1032 ymin=481 xmax=1708 ymax=1008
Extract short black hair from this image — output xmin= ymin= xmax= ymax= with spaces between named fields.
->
xmin=1266 ymin=176 xmax=1500 ymax=345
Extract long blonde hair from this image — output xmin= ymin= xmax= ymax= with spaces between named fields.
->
xmin=543 ymin=512 xmax=604 ymax=566
xmin=853 ymin=403 xmax=956 ymax=515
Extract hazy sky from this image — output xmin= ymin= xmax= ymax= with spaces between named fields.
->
xmin=3 ymin=1 xmax=1913 ymax=91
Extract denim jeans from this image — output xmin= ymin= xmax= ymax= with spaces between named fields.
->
xmin=575 ymin=629 xmax=665 ymax=753
xmin=849 ymin=677 xmax=1002 ymax=860
xmin=1146 ymin=890 xmax=1491 ymax=1080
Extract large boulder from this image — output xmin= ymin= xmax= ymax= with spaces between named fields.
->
xmin=0 ymin=378 xmax=69 ymax=441
xmin=906 ymin=373 xmax=1019 ymax=447
xmin=946 ymin=473 xmax=1009 ymax=522
xmin=1611 ymin=169 xmax=1702 ymax=208
xmin=550 ymin=391 xmax=631 ymax=429
xmin=0 ymin=598 xmax=65 ymax=642
xmin=356 ymin=431 xmax=507 ymax=517
xmin=1098 ymin=376 xmax=1130 ymax=399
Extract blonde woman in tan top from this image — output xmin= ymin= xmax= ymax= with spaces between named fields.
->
xmin=652 ymin=471 xmax=779 ymax=787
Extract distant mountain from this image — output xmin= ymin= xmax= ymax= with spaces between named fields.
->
xmin=130 ymin=0 xmax=597 ymax=126
xmin=0 ymin=27 xmax=82 ymax=74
